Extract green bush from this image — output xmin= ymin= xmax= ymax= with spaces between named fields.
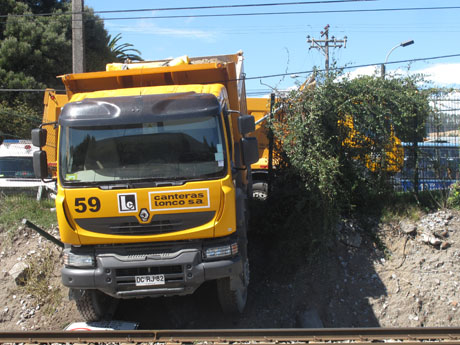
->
xmin=256 ymin=70 xmax=433 ymax=261
xmin=447 ymin=183 xmax=460 ymax=209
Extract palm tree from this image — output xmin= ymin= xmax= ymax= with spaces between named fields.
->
xmin=108 ymin=33 xmax=143 ymax=62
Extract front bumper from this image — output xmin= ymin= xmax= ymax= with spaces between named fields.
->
xmin=62 ymin=239 xmax=242 ymax=298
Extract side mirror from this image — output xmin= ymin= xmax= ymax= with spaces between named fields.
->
xmin=238 ymin=115 xmax=255 ymax=136
xmin=33 ymin=150 xmax=48 ymax=179
xmin=241 ymin=137 xmax=259 ymax=166
xmin=32 ymin=128 xmax=47 ymax=148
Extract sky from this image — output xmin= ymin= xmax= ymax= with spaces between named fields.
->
xmin=84 ymin=0 xmax=460 ymax=95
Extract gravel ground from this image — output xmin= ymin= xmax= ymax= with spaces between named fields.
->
xmin=0 ymin=209 xmax=459 ymax=330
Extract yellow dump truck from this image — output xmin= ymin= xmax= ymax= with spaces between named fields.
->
xmin=32 ymin=52 xmax=258 ymax=321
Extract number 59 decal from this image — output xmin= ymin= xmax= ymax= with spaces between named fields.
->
xmin=75 ymin=197 xmax=101 ymax=213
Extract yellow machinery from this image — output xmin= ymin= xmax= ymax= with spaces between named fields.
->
xmin=247 ymin=98 xmax=272 ymax=200
xmin=32 ymin=52 xmax=258 ymax=321
xmin=339 ymin=114 xmax=404 ymax=173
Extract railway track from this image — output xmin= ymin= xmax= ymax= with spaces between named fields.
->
xmin=0 ymin=328 xmax=460 ymax=344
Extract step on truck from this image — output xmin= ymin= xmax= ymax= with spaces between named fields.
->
xmin=32 ymin=52 xmax=259 ymax=321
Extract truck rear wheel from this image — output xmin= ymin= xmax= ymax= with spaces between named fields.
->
xmin=217 ymin=257 xmax=249 ymax=314
xmin=75 ymin=290 xmax=118 ymax=322
xmin=252 ymin=181 xmax=268 ymax=200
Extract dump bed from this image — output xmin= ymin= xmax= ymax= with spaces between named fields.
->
xmin=247 ymin=97 xmax=271 ymax=170
xmin=61 ymin=52 xmax=246 ymax=113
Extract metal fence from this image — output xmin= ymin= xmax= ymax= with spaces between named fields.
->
xmin=394 ymin=92 xmax=460 ymax=191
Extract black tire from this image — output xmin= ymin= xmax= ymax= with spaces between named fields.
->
xmin=75 ymin=290 xmax=118 ymax=322
xmin=217 ymin=257 xmax=249 ymax=314
xmin=252 ymin=181 xmax=268 ymax=200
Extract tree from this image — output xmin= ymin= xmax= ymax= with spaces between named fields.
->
xmin=0 ymin=2 xmax=116 ymax=90
xmin=0 ymin=101 xmax=41 ymax=139
xmin=18 ymin=0 xmax=69 ymax=14
xmin=108 ymin=33 xmax=143 ymax=62
xmin=0 ymin=1 xmax=139 ymax=137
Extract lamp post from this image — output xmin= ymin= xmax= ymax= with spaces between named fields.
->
xmin=381 ymin=39 xmax=414 ymax=78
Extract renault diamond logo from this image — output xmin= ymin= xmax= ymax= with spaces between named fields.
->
xmin=139 ymin=208 xmax=150 ymax=222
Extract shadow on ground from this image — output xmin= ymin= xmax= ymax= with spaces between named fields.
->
xmin=114 ymin=224 xmax=387 ymax=329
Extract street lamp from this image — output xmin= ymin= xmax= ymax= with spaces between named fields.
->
xmin=381 ymin=39 xmax=414 ymax=78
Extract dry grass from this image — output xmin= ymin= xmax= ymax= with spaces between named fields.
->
xmin=21 ymin=247 xmax=62 ymax=315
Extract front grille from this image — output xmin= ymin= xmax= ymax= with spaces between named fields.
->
xmin=75 ymin=211 xmax=215 ymax=236
xmin=108 ymin=219 xmax=180 ymax=235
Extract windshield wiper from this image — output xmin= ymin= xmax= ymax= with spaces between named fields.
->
xmin=98 ymin=179 xmax=186 ymax=190
xmin=99 ymin=183 xmax=132 ymax=190
xmin=131 ymin=179 xmax=186 ymax=188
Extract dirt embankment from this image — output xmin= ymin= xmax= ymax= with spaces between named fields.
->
xmin=0 ymin=210 xmax=459 ymax=330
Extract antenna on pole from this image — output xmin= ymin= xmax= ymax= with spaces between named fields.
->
xmin=307 ymin=25 xmax=347 ymax=74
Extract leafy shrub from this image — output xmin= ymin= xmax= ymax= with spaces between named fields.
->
xmin=447 ymin=183 xmax=460 ymax=209
xmin=256 ymin=70 xmax=433 ymax=261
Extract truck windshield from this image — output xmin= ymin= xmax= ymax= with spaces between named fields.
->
xmin=60 ymin=115 xmax=227 ymax=184
xmin=0 ymin=157 xmax=35 ymax=178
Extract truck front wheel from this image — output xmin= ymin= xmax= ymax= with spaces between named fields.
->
xmin=217 ymin=257 xmax=249 ymax=314
xmin=75 ymin=290 xmax=118 ymax=322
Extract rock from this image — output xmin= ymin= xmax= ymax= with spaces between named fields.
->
xmin=440 ymin=241 xmax=450 ymax=250
xmin=400 ymin=220 xmax=417 ymax=235
xmin=437 ymin=229 xmax=449 ymax=238
xmin=296 ymin=308 xmax=324 ymax=328
xmin=8 ymin=262 xmax=29 ymax=285
xmin=420 ymin=233 xmax=442 ymax=247
xmin=346 ymin=232 xmax=362 ymax=248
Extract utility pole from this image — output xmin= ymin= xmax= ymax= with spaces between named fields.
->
xmin=307 ymin=25 xmax=347 ymax=74
xmin=72 ymin=0 xmax=85 ymax=73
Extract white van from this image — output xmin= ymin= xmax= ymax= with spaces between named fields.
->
xmin=0 ymin=139 xmax=41 ymax=187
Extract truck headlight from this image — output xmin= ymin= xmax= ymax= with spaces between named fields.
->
xmin=63 ymin=252 xmax=95 ymax=268
xmin=204 ymin=242 xmax=238 ymax=260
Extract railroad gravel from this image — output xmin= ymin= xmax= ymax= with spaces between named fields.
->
xmin=0 ymin=209 xmax=459 ymax=330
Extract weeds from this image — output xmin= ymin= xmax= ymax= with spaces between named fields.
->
xmin=0 ymin=192 xmax=56 ymax=240
xmin=21 ymin=247 xmax=62 ymax=315
xmin=381 ymin=204 xmax=423 ymax=223
xmin=380 ymin=190 xmax=448 ymax=223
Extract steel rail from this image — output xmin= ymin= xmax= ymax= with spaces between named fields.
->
xmin=0 ymin=327 xmax=459 ymax=344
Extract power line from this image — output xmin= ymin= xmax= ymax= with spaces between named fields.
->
xmin=1 ymin=5 xmax=460 ymax=21
xmin=0 ymin=110 xmax=42 ymax=122
xmin=104 ymin=22 xmax=460 ymax=36
xmin=246 ymin=53 xmax=460 ymax=81
xmin=0 ymin=89 xmax=65 ymax=92
xmin=1 ymin=53 xmax=459 ymax=93
xmin=0 ymin=0 xmax=375 ymax=19
xmin=94 ymin=0 xmax=376 ymax=14
xmin=96 ymin=6 xmax=460 ymax=21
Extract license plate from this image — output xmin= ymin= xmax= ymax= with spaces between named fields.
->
xmin=135 ymin=274 xmax=165 ymax=286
